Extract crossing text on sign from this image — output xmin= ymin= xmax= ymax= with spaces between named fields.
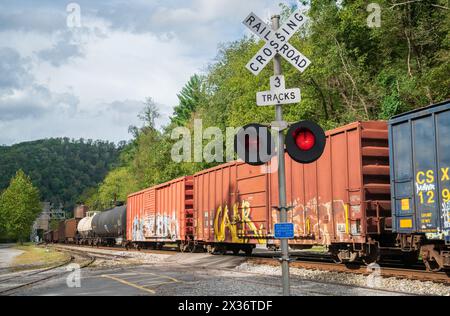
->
xmin=243 ymin=9 xmax=311 ymax=75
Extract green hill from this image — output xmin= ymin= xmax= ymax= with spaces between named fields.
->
xmin=0 ymin=138 xmax=122 ymax=212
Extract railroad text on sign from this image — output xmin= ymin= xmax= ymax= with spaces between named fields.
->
xmin=243 ymin=9 xmax=311 ymax=75
xmin=256 ymin=88 xmax=301 ymax=107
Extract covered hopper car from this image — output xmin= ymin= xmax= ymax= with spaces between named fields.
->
xmin=389 ymin=100 xmax=450 ymax=271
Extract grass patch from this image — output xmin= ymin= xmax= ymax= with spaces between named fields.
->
xmin=12 ymin=244 xmax=71 ymax=270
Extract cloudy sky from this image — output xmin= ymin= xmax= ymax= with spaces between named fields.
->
xmin=0 ymin=0 xmax=300 ymax=145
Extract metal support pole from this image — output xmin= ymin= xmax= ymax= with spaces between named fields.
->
xmin=271 ymin=14 xmax=290 ymax=296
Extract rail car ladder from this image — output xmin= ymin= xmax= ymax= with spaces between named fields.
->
xmin=184 ymin=177 xmax=194 ymax=240
xmin=361 ymin=123 xmax=392 ymax=234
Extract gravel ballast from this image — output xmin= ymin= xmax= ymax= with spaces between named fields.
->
xmin=235 ymin=262 xmax=450 ymax=296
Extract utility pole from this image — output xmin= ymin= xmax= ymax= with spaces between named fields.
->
xmin=271 ymin=14 xmax=291 ymax=296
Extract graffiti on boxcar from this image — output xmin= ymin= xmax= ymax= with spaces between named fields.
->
xmin=443 ymin=201 xmax=450 ymax=230
xmin=132 ymin=213 xmax=179 ymax=241
xmin=272 ymin=198 xmax=353 ymax=244
xmin=213 ymin=200 xmax=265 ymax=244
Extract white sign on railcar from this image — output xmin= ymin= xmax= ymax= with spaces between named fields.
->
xmin=243 ymin=9 xmax=311 ymax=75
xmin=256 ymin=88 xmax=301 ymax=106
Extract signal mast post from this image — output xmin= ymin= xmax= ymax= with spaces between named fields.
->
xmin=271 ymin=14 xmax=291 ymax=296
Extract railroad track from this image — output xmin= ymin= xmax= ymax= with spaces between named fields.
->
xmin=43 ymin=243 xmax=450 ymax=284
xmin=0 ymin=248 xmax=95 ymax=295
xmin=248 ymin=257 xmax=450 ymax=284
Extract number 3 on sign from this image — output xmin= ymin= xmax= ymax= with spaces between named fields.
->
xmin=270 ymin=75 xmax=285 ymax=91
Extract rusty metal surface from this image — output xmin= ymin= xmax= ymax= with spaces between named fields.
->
xmin=57 ymin=221 xmax=65 ymax=243
xmin=74 ymin=205 xmax=88 ymax=219
xmin=193 ymin=161 xmax=270 ymax=245
xmin=126 ymin=176 xmax=193 ymax=243
xmin=270 ymin=121 xmax=391 ymax=246
xmin=51 ymin=230 xmax=58 ymax=243
xmin=64 ymin=218 xmax=78 ymax=241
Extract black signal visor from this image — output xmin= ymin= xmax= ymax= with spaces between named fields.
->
xmin=286 ymin=120 xmax=326 ymax=164
xmin=234 ymin=123 xmax=275 ymax=166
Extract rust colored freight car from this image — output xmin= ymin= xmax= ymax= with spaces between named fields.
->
xmin=57 ymin=221 xmax=66 ymax=243
xmin=193 ymin=161 xmax=272 ymax=255
xmin=74 ymin=205 xmax=88 ymax=219
xmin=271 ymin=121 xmax=393 ymax=263
xmin=52 ymin=229 xmax=59 ymax=243
xmin=64 ymin=218 xmax=79 ymax=243
xmin=126 ymin=176 xmax=194 ymax=249
xmin=44 ymin=230 xmax=53 ymax=243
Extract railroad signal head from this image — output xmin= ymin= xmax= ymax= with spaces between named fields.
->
xmin=286 ymin=120 xmax=326 ymax=164
xmin=234 ymin=123 xmax=275 ymax=166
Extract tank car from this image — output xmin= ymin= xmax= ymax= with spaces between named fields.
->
xmin=91 ymin=205 xmax=127 ymax=246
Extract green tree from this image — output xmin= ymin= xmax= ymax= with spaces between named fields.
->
xmin=171 ymin=74 xmax=205 ymax=126
xmin=0 ymin=138 xmax=121 ymax=211
xmin=0 ymin=170 xmax=41 ymax=243
xmin=84 ymin=1 xmax=449 ymax=209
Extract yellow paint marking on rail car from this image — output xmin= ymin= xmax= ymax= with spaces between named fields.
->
xmin=101 ymin=274 xmax=156 ymax=294
xmin=401 ymin=198 xmax=410 ymax=211
xmin=344 ymin=204 xmax=350 ymax=234
xmin=399 ymin=219 xmax=413 ymax=228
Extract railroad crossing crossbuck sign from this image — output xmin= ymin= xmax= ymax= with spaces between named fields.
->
xmin=243 ymin=9 xmax=311 ymax=76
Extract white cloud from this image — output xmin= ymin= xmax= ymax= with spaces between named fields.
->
xmin=0 ymin=0 xmax=292 ymax=145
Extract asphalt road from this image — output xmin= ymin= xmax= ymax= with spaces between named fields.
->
xmin=13 ymin=253 xmax=405 ymax=296
xmin=0 ymin=244 xmax=23 ymax=269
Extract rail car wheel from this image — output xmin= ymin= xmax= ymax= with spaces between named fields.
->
xmin=180 ymin=241 xmax=192 ymax=253
xmin=424 ymin=259 xmax=441 ymax=272
xmin=362 ymin=245 xmax=380 ymax=265
xmin=232 ymin=248 xmax=240 ymax=255
xmin=206 ymin=245 xmax=214 ymax=254
xmin=421 ymin=245 xmax=443 ymax=272
xmin=330 ymin=248 xmax=343 ymax=263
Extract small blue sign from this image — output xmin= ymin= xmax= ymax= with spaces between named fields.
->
xmin=274 ymin=223 xmax=294 ymax=239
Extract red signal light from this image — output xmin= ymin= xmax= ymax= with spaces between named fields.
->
xmin=293 ymin=128 xmax=315 ymax=151
xmin=286 ymin=120 xmax=326 ymax=164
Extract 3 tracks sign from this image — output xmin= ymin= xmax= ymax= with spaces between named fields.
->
xmin=236 ymin=8 xmax=324 ymax=296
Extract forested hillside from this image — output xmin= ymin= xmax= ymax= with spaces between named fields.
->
xmin=84 ymin=1 xmax=449 ymax=211
xmin=0 ymin=138 xmax=122 ymax=211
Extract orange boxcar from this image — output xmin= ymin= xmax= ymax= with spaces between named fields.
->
xmin=271 ymin=121 xmax=393 ymax=262
xmin=193 ymin=161 xmax=271 ymax=254
xmin=126 ymin=176 xmax=194 ymax=246
xmin=192 ymin=121 xmax=392 ymax=259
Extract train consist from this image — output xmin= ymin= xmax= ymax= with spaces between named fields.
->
xmin=44 ymin=101 xmax=450 ymax=272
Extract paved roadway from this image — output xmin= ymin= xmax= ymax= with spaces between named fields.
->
xmin=0 ymin=244 xmax=23 ymax=269
xmin=13 ymin=252 xmax=405 ymax=296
